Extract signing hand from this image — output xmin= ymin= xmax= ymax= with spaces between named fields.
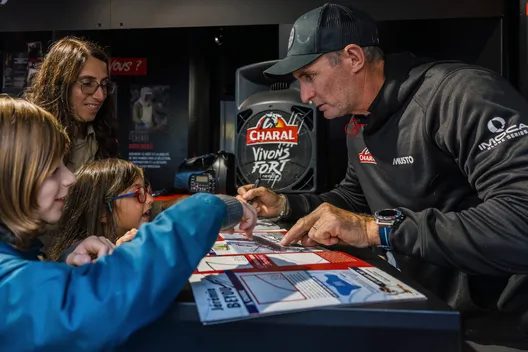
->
xmin=237 ymin=184 xmax=284 ymax=218
xmin=66 ymin=236 xmax=116 ymax=266
xmin=280 ymin=203 xmax=380 ymax=247
xmin=116 ymin=228 xmax=138 ymax=246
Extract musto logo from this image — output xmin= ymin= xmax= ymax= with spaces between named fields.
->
xmin=358 ymin=147 xmax=376 ymax=164
xmin=246 ymin=112 xmax=298 ymax=145
xmin=478 ymin=117 xmax=528 ymax=151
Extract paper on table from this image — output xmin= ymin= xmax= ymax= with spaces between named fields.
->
xmin=190 ymin=250 xmax=427 ymax=325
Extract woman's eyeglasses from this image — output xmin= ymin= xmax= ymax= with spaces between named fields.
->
xmin=111 ymin=184 xmax=152 ymax=203
xmin=77 ymin=79 xmax=117 ymax=95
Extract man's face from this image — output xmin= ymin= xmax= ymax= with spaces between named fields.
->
xmin=293 ymin=53 xmax=360 ymax=119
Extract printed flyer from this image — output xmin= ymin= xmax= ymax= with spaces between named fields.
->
xmin=190 ymin=234 xmax=426 ymax=324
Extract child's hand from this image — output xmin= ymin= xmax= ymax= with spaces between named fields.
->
xmin=66 ymin=236 xmax=115 ymax=266
xmin=116 ymin=228 xmax=138 ymax=247
xmin=238 ymin=201 xmax=258 ymax=238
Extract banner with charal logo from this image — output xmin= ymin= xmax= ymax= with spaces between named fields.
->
xmin=236 ymin=108 xmax=315 ymax=191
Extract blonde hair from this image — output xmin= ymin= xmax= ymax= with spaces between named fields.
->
xmin=0 ymin=95 xmax=70 ymax=247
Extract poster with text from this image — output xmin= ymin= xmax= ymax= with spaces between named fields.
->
xmin=2 ymin=52 xmax=28 ymax=90
xmin=118 ymin=84 xmax=188 ymax=190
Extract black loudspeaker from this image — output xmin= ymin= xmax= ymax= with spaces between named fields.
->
xmin=235 ymin=60 xmax=324 ymax=193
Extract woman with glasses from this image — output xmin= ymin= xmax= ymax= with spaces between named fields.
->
xmin=47 ymin=158 xmax=155 ymax=261
xmin=24 ymin=36 xmax=119 ymax=173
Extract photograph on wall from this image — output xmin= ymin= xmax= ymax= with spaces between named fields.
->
xmin=117 ymin=84 xmax=189 ymax=190
xmin=2 ymin=52 xmax=28 ymax=90
xmin=130 ymin=85 xmax=171 ymax=133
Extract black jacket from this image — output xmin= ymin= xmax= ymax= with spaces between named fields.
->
xmin=286 ymin=53 xmax=528 ymax=323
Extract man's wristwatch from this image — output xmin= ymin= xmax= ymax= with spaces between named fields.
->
xmin=373 ymin=209 xmax=405 ymax=249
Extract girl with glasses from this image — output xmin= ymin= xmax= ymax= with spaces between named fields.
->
xmin=46 ymin=158 xmax=155 ymax=261
xmin=24 ymin=36 xmax=119 ymax=173
xmin=0 ymin=96 xmax=257 ymax=351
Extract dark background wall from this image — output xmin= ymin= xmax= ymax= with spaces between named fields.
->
xmin=0 ymin=0 xmax=506 ymax=31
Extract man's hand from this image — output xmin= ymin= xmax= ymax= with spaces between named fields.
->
xmin=280 ymin=203 xmax=380 ymax=247
xmin=65 ymin=236 xmax=116 ymax=266
xmin=116 ymin=228 xmax=138 ymax=246
xmin=237 ymin=184 xmax=284 ymax=218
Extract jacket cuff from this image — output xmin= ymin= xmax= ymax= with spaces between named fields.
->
xmin=58 ymin=241 xmax=82 ymax=263
xmin=284 ymin=194 xmax=308 ymax=221
xmin=215 ymin=195 xmax=243 ymax=230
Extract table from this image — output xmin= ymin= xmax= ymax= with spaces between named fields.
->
xmin=119 ymin=245 xmax=462 ymax=351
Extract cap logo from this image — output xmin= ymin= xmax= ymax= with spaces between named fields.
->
xmin=373 ymin=28 xmax=380 ymax=45
xmin=287 ymin=26 xmax=295 ymax=52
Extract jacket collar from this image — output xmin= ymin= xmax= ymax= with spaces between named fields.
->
xmin=358 ymin=52 xmax=451 ymax=135
xmin=0 ymin=226 xmax=45 ymax=260
xmin=87 ymin=123 xmax=95 ymax=137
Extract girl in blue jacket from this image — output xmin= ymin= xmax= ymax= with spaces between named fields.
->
xmin=0 ymin=96 xmax=257 ymax=351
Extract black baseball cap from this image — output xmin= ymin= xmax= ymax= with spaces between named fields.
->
xmin=264 ymin=3 xmax=379 ymax=79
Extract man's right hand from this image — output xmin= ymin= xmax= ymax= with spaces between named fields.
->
xmin=237 ymin=184 xmax=284 ymax=218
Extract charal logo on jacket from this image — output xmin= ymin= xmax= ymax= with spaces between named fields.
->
xmin=358 ymin=147 xmax=376 ymax=164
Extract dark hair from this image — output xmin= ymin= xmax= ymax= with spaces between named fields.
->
xmin=47 ymin=158 xmax=143 ymax=261
xmin=24 ymin=36 xmax=119 ymax=164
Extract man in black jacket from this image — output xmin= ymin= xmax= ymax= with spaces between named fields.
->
xmin=238 ymin=3 xmax=528 ymax=346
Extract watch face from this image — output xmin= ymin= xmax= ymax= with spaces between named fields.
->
xmin=375 ymin=208 xmax=403 ymax=222
xmin=378 ymin=209 xmax=398 ymax=217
